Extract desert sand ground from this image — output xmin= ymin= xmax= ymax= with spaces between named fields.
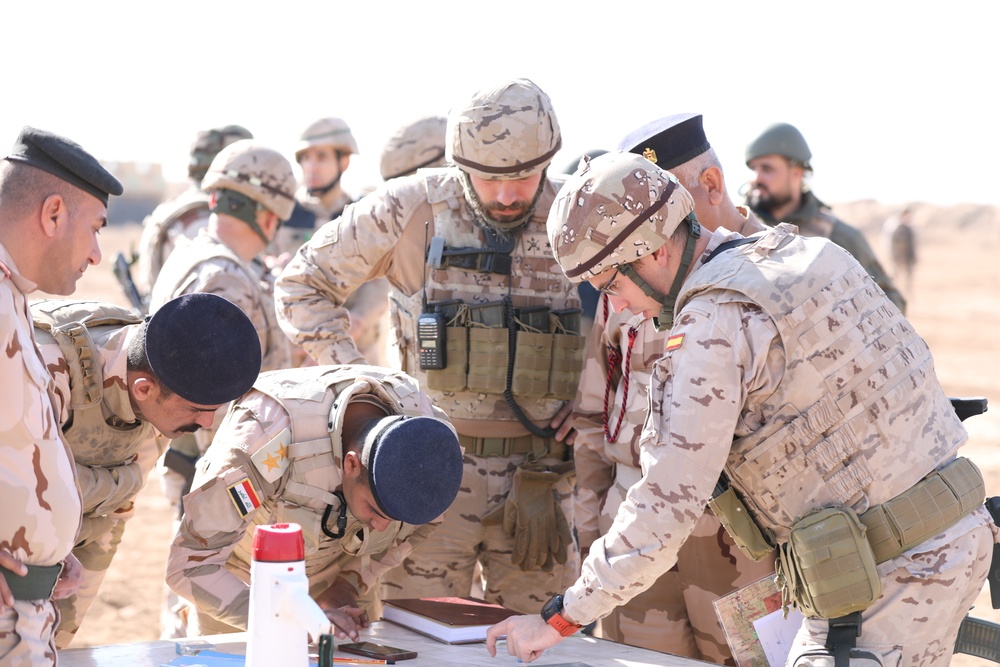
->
xmin=59 ymin=204 xmax=1000 ymax=664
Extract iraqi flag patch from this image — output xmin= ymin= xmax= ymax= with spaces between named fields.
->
xmin=228 ymin=478 xmax=261 ymax=517
xmin=665 ymin=334 xmax=685 ymax=351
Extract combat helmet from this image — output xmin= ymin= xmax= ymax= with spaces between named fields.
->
xmin=548 ymin=151 xmax=697 ymax=330
xmin=295 ymin=117 xmax=359 ymax=161
xmin=447 ymin=78 xmax=561 ymax=180
xmin=745 ymin=122 xmax=812 ymax=169
xmin=379 ymin=115 xmax=448 ymax=181
xmin=202 ymin=140 xmax=296 ymax=225
xmin=188 ymin=125 xmax=253 ymax=184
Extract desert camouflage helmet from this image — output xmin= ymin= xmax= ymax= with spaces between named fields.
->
xmin=201 ymin=140 xmax=297 ymax=221
xmin=379 ymin=115 xmax=448 ymax=181
xmin=295 ymin=117 xmax=359 ymax=161
xmin=548 ymin=151 xmax=696 ymax=283
xmin=188 ymin=125 xmax=253 ymax=182
xmin=745 ymin=122 xmax=812 ymax=168
xmin=447 ymin=78 xmax=561 ymax=180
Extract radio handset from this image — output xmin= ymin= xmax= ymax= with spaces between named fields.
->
xmin=419 ymin=229 xmax=447 ymax=371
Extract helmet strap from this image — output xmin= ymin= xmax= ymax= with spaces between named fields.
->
xmin=212 ymin=189 xmax=272 ymax=246
xmin=459 ymin=169 xmax=546 ymax=234
xmin=306 ymin=150 xmax=344 ymax=198
xmin=618 ymin=214 xmax=702 ymax=332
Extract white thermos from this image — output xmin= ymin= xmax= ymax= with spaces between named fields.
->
xmin=246 ymin=523 xmax=333 ymax=667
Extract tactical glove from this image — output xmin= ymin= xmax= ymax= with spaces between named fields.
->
xmin=484 ymin=462 xmax=575 ymax=571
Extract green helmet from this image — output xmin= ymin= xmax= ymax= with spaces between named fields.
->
xmin=548 ymin=151 xmax=695 ymax=283
xmin=379 ymin=115 xmax=447 ymax=181
xmin=188 ymin=125 xmax=253 ymax=183
xmin=201 ymin=140 xmax=296 ymax=221
xmin=745 ymin=122 xmax=812 ymax=168
xmin=447 ymin=78 xmax=561 ymax=180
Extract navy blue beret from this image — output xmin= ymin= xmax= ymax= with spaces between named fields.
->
xmin=363 ymin=415 xmax=463 ymax=525
xmin=4 ymin=126 xmax=123 ymax=206
xmin=145 ymin=293 xmax=262 ymax=405
xmin=617 ymin=113 xmax=711 ymax=171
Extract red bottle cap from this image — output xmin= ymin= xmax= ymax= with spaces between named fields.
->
xmin=252 ymin=523 xmax=305 ymax=562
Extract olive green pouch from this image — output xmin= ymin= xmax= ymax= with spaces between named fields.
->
xmin=707 ymin=486 xmax=774 ymax=562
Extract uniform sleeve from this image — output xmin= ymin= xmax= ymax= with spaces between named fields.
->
xmin=275 ymin=183 xmax=426 ymax=366
xmin=830 ymin=222 xmax=907 ymax=314
xmin=166 ymin=404 xmax=280 ymax=630
xmin=564 ymin=299 xmax=779 ymax=624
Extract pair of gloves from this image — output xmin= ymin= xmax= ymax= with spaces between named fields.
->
xmin=482 ymin=461 xmax=575 ymax=571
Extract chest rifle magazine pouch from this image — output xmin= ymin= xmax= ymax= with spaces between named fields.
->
xmin=778 ymin=505 xmax=881 ymax=620
xmin=548 ymin=308 xmax=585 ymax=400
xmin=424 ymin=300 xmax=469 ymax=392
xmin=512 ymin=305 xmax=552 ymax=397
xmin=467 ymin=301 xmax=509 ymax=394
xmin=707 ymin=485 xmax=775 ymax=562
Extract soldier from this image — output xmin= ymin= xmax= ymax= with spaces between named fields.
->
xmin=148 ymin=139 xmax=295 ymax=637
xmin=276 ymin=78 xmax=583 ymax=614
xmin=0 ymin=126 xmax=122 ymax=666
xmin=378 ymin=115 xmax=448 ymax=182
xmin=744 ymin=121 xmax=907 ymax=312
xmin=489 ymin=150 xmax=994 ymax=666
xmin=30 ymin=293 xmax=262 ymax=648
xmin=569 ymin=114 xmax=775 ymax=663
xmin=884 ymin=206 xmax=917 ymax=297
xmin=133 ymin=125 xmax=253 ymax=299
xmin=165 ymin=364 xmax=464 ymax=639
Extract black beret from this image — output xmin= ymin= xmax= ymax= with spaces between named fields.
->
xmin=362 ymin=415 xmax=463 ymax=525
xmin=4 ymin=126 xmax=124 ymax=207
xmin=145 ymin=293 xmax=262 ymax=405
xmin=617 ymin=113 xmax=711 ymax=171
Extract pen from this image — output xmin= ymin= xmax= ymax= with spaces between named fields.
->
xmin=332 ymin=659 xmax=391 ymax=665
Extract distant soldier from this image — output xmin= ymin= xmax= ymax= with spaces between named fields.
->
xmin=32 ymin=294 xmax=262 ymax=648
xmin=276 ymin=78 xmax=583 ymax=615
xmin=378 ymin=115 xmax=448 ymax=182
xmin=0 ymin=126 xmax=122 ymax=666
xmin=166 ymin=364 xmax=463 ymax=638
xmin=884 ymin=206 xmax=917 ymax=297
xmin=134 ymin=125 xmax=253 ymax=298
xmin=570 ymin=115 xmax=775 ymax=663
xmin=744 ymin=122 xmax=907 ymax=312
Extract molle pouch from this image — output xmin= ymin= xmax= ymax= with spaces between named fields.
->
xmin=547 ymin=308 xmax=586 ymax=399
xmin=425 ymin=300 xmax=469 ymax=393
xmin=708 ymin=485 xmax=775 ymax=562
xmin=513 ymin=306 xmax=552 ymax=397
xmin=467 ymin=301 xmax=508 ymax=394
xmin=779 ymin=505 xmax=881 ymax=620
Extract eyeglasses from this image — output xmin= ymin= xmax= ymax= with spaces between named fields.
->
xmin=596 ymin=267 xmax=621 ymax=297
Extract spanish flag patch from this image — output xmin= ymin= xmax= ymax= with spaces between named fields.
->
xmin=665 ymin=334 xmax=685 ymax=351
xmin=228 ymin=478 xmax=261 ymax=517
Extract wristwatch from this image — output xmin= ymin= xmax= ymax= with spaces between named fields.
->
xmin=540 ymin=594 xmax=582 ymax=637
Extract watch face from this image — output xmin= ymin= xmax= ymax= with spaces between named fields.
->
xmin=541 ymin=594 xmax=563 ymax=622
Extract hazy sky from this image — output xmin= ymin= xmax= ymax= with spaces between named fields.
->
xmin=2 ymin=1 xmax=997 ymax=207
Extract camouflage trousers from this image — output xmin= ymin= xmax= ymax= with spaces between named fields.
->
xmin=381 ymin=453 xmax=580 ymax=614
xmin=0 ymin=601 xmax=58 ymax=666
xmin=788 ymin=509 xmax=994 ymax=666
xmin=592 ymin=468 xmax=775 ymax=665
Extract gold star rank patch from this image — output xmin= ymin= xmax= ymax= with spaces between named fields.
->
xmin=228 ymin=478 xmax=261 ymax=517
xmin=666 ymin=334 xmax=685 ymax=351
xmin=251 ymin=427 xmax=292 ymax=483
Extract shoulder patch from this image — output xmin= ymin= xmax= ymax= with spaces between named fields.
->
xmin=665 ymin=334 xmax=685 ymax=351
xmin=251 ymin=427 xmax=292 ymax=483
xmin=228 ymin=478 xmax=261 ymax=517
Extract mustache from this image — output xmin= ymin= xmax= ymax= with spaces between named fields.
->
xmin=175 ymin=423 xmax=202 ymax=434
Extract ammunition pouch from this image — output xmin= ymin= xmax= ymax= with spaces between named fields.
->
xmin=707 ymin=485 xmax=775 ymax=562
xmin=458 ymin=433 xmax=567 ymax=461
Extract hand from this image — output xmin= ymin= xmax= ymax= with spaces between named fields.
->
xmin=550 ymin=402 xmax=578 ymax=445
xmin=319 ymin=605 xmax=368 ymax=642
xmin=485 ymin=615 xmax=564 ymax=663
xmin=314 ymin=576 xmax=359 ymax=610
xmin=0 ymin=549 xmax=27 ymax=612
xmin=51 ymin=554 xmax=83 ymax=600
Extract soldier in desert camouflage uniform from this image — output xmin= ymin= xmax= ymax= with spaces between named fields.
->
xmin=0 ymin=126 xmax=122 ymax=666
xmin=134 ymin=125 xmax=253 ymax=298
xmin=490 ymin=150 xmax=995 ymax=666
xmin=29 ymin=294 xmax=261 ymax=648
xmin=571 ymin=114 xmax=774 ymax=664
xmin=166 ymin=365 xmax=463 ymax=638
xmin=378 ymin=115 xmax=448 ymax=183
xmin=276 ymin=78 xmax=583 ymax=614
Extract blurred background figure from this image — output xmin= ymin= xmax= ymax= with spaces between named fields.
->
xmin=379 ymin=115 xmax=448 ymax=182
xmin=882 ymin=205 xmax=918 ymax=298
xmin=744 ymin=121 xmax=907 ymax=313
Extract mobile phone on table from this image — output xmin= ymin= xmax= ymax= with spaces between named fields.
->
xmin=339 ymin=641 xmax=417 ymax=661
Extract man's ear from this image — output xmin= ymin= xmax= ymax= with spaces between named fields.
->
xmin=131 ymin=375 xmax=156 ymax=404
xmin=339 ymin=154 xmax=351 ymax=174
xmin=342 ymin=450 xmax=363 ymax=478
xmin=700 ymin=166 xmax=725 ymax=206
xmin=39 ymin=194 xmax=68 ymax=238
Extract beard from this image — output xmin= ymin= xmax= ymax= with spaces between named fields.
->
xmin=482 ymin=199 xmax=534 ymax=224
xmin=749 ymin=185 xmax=794 ymax=214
